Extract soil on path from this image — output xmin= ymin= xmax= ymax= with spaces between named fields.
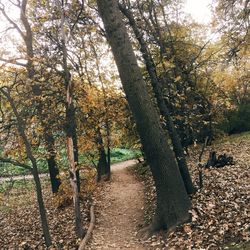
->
xmin=86 ymin=159 xmax=146 ymax=250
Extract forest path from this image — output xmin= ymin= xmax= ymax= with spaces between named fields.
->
xmin=86 ymin=159 xmax=146 ymax=250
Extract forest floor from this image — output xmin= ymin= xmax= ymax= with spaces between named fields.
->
xmin=131 ymin=133 xmax=250 ymax=250
xmin=0 ymin=167 xmax=96 ymax=248
xmin=1 ymin=134 xmax=250 ymax=249
xmin=86 ymin=159 xmax=146 ymax=250
xmin=87 ymin=133 xmax=250 ymax=250
xmin=0 ymin=159 xmax=146 ymax=249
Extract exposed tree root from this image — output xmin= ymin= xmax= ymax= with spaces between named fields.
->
xmin=78 ymin=205 xmax=95 ymax=250
xmin=137 ymin=224 xmax=176 ymax=241
xmin=138 ymin=212 xmax=191 ymax=241
xmin=137 ymin=225 xmax=154 ymax=240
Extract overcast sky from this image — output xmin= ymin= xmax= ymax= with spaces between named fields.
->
xmin=0 ymin=0 xmax=213 ymax=55
xmin=184 ymin=0 xmax=213 ymax=24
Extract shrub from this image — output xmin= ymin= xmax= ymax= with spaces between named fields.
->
xmin=221 ymin=103 xmax=250 ymax=134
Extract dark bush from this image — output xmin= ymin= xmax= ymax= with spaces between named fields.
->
xmin=221 ymin=103 xmax=250 ymax=134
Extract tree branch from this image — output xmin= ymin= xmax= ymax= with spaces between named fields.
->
xmin=0 ymin=156 xmax=33 ymax=171
xmin=0 ymin=3 xmax=25 ymax=40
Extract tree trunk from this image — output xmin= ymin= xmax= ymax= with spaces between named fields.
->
xmin=32 ymin=161 xmax=52 ymax=247
xmin=89 ymin=37 xmax=111 ymax=180
xmin=119 ymin=5 xmax=196 ymax=195
xmin=97 ymin=147 xmax=109 ymax=182
xmin=95 ymin=129 xmax=109 ymax=182
xmin=64 ymin=43 xmax=84 ymax=239
xmin=44 ymin=131 xmax=61 ymax=193
xmin=66 ymin=135 xmax=84 ymax=238
xmin=97 ymin=0 xmax=191 ymax=232
xmin=72 ymin=114 xmax=81 ymax=192
xmin=64 ymin=82 xmax=83 ymax=238
xmin=105 ymin=121 xmax=111 ymax=179
xmin=19 ymin=0 xmax=61 ymax=194
xmin=57 ymin=0 xmax=83 ymax=238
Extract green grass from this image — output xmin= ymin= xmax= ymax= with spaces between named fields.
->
xmin=0 ymin=159 xmax=48 ymax=177
xmin=110 ymin=148 xmax=141 ymax=163
xmin=0 ymin=148 xmax=142 ymax=177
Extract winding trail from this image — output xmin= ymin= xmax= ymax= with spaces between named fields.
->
xmin=86 ymin=159 xmax=146 ymax=250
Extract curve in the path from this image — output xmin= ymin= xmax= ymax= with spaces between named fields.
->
xmin=87 ymin=159 xmax=146 ymax=250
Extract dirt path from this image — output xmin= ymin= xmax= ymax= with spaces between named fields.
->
xmin=0 ymin=173 xmax=48 ymax=184
xmin=86 ymin=159 xmax=146 ymax=250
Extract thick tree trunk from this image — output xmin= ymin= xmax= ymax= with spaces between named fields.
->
xmin=119 ymin=5 xmax=196 ymax=195
xmin=44 ymin=132 xmax=61 ymax=193
xmin=97 ymin=0 xmax=191 ymax=232
xmin=166 ymin=117 xmax=196 ymax=194
xmin=105 ymin=121 xmax=111 ymax=179
xmin=95 ymin=129 xmax=109 ymax=182
xmin=97 ymin=147 xmax=109 ymax=182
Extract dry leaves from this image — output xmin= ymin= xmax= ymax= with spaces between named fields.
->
xmin=0 ymin=136 xmax=249 ymax=249
xmin=0 ymin=178 xmax=93 ymax=249
xmin=134 ymin=135 xmax=250 ymax=249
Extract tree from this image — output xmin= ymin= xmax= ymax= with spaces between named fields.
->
xmin=97 ymin=0 xmax=191 ymax=233
xmin=0 ymin=0 xmax=61 ymax=193
xmin=56 ymin=0 xmax=83 ymax=238
xmin=0 ymin=83 xmax=52 ymax=247
xmin=119 ymin=2 xmax=195 ymax=194
xmin=213 ymin=0 xmax=249 ymax=60
xmin=76 ymin=81 xmax=129 ymax=181
xmin=131 ymin=0 xmax=213 ymax=147
xmin=88 ymin=35 xmax=112 ymax=180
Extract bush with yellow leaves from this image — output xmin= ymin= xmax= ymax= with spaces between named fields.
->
xmin=53 ymin=165 xmax=96 ymax=208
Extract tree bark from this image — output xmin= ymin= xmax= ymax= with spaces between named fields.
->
xmin=105 ymin=121 xmax=111 ymax=179
xmin=119 ymin=5 xmax=196 ymax=194
xmin=44 ymin=131 xmax=61 ymax=193
xmin=95 ymin=129 xmax=109 ymax=182
xmin=58 ymin=0 xmax=83 ymax=238
xmin=97 ymin=0 xmax=191 ymax=232
xmin=71 ymin=108 xmax=81 ymax=192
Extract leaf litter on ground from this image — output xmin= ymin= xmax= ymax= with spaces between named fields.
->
xmin=0 ymin=176 xmax=93 ymax=249
xmin=132 ymin=134 xmax=250 ymax=250
xmin=0 ymin=135 xmax=250 ymax=249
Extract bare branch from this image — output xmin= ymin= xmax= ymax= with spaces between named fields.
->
xmin=9 ymin=0 xmax=21 ymax=7
xmin=0 ymin=3 xmax=25 ymax=40
xmin=0 ymin=26 xmax=16 ymax=34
